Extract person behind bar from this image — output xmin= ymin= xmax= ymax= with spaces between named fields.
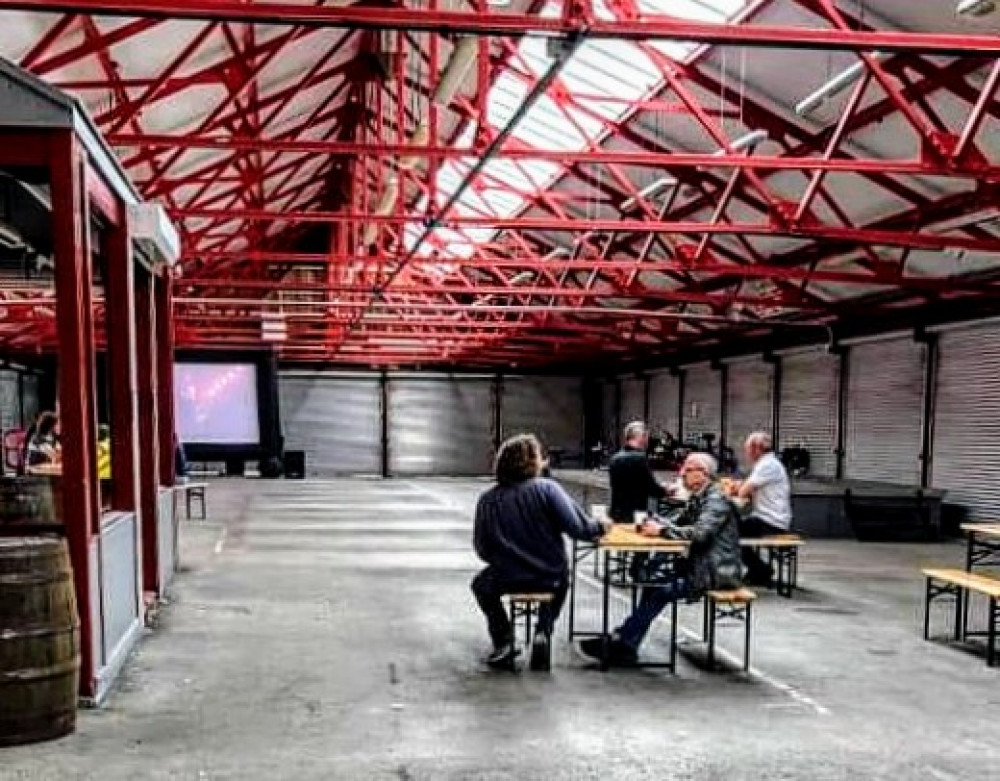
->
xmin=472 ymin=434 xmax=610 ymax=671
xmin=26 ymin=411 xmax=60 ymax=468
xmin=733 ymin=432 xmax=792 ymax=586
xmin=580 ymin=452 xmax=742 ymax=666
xmin=608 ymin=421 xmax=667 ymax=523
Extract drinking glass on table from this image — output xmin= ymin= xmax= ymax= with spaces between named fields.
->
xmin=591 ymin=504 xmax=608 ymax=523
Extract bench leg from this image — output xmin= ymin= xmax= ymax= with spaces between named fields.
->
xmin=186 ymin=491 xmax=193 ymax=520
xmin=197 ymin=491 xmax=206 ymax=520
xmin=702 ymin=597 xmax=710 ymax=642
xmin=989 ymin=597 xmax=998 ymax=668
xmin=670 ymin=597 xmax=678 ymax=672
xmin=923 ymin=577 xmax=933 ymax=641
xmin=507 ymin=600 xmax=520 ymax=672
xmin=706 ymin=598 xmax=716 ymax=671
xmin=744 ymin=601 xmax=753 ymax=672
xmin=954 ymin=587 xmax=965 ymax=643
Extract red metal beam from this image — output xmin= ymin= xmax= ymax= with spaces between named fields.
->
xmin=4 ymin=1 xmax=1000 ymax=55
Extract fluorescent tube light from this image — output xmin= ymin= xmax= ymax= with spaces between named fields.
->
xmin=621 ymin=176 xmax=678 ymax=211
xmin=958 ymin=0 xmax=996 ymax=17
xmin=794 ymin=52 xmax=887 ymax=117
xmin=713 ymin=129 xmax=769 ymax=156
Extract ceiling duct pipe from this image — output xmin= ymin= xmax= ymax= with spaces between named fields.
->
xmin=362 ymin=37 xmax=477 ymax=245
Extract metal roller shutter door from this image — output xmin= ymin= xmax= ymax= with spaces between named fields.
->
xmin=389 ymin=376 xmax=494 ymax=476
xmin=279 ymin=373 xmax=382 ymax=475
xmin=845 ymin=338 xmax=925 ymax=484
xmin=683 ymin=363 xmax=722 ymax=443
xmin=619 ymin=378 xmax=646 ymax=427
xmin=20 ymin=374 xmax=38 ymax=428
xmin=725 ymin=360 xmax=773 ymax=450
xmin=503 ymin=376 xmax=584 ymax=464
xmin=648 ymin=371 xmax=679 ymax=436
xmin=601 ymin=380 xmax=618 ymax=447
xmin=778 ymin=350 xmax=839 ymax=478
xmin=932 ymin=323 xmax=1000 ymax=521
xmin=0 ymin=370 xmax=19 ymax=431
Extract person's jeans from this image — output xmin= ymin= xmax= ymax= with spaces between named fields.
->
xmin=739 ymin=514 xmax=786 ymax=580
xmin=617 ymin=554 xmax=692 ymax=650
xmin=471 ymin=567 xmax=568 ymax=648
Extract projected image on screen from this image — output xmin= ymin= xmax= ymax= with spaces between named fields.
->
xmin=174 ymin=363 xmax=260 ymax=445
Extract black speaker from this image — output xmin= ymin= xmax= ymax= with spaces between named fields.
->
xmin=284 ymin=450 xmax=305 ymax=479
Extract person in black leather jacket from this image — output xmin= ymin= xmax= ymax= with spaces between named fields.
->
xmin=581 ymin=452 xmax=742 ymax=666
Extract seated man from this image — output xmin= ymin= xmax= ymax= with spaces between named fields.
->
xmin=735 ymin=432 xmax=792 ymax=586
xmin=580 ymin=453 xmax=742 ymax=666
xmin=472 ymin=433 xmax=610 ymax=671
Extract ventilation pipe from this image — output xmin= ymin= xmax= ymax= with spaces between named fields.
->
xmin=362 ymin=37 xmax=478 ymax=246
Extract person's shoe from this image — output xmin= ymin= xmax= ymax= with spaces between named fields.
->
xmin=529 ymin=632 xmax=552 ymax=672
xmin=579 ymin=636 xmax=638 ymax=667
xmin=485 ymin=642 xmax=520 ymax=670
xmin=745 ymin=570 xmax=773 ymax=588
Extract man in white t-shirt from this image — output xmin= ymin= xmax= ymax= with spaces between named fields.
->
xmin=735 ymin=432 xmax=792 ymax=586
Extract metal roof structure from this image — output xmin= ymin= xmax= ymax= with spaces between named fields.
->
xmin=1 ymin=0 xmax=1000 ymax=367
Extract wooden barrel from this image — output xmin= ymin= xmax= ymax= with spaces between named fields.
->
xmin=0 ymin=536 xmax=80 ymax=747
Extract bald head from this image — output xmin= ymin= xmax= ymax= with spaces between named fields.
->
xmin=623 ymin=421 xmax=648 ymax=449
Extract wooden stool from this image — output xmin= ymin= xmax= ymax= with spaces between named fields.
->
xmin=503 ymin=593 xmax=555 ymax=671
xmin=702 ymin=587 xmax=757 ymax=672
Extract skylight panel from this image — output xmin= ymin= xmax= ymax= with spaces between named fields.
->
xmin=400 ymin=0 xmax=751 ymax=261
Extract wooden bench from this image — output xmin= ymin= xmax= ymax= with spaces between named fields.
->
xmin=922 ymin=568 xmax=1000 ymax=667
xmin=741 ymin=535 xmax=804 ymax=597
xmin=703 ymin=588 xmax=757 ymax=672
xmin=175 ymin=481 xmax=208 ymax=520
xmin=503 ymin=593 xmax=555 ymax=671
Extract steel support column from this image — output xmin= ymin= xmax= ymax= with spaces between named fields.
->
xmin=135 ymin=267 xmax=161 ymax=595
xmin=50 ymin=130 xmax=100 ymax=700
xmin=104 ymin=218 xmax=140 ymax=513
xmin=155 ymin=271 xmax=176 ymax=487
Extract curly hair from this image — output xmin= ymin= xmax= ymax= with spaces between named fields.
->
xmin=495 ymin=433 xmax=545 ymax=486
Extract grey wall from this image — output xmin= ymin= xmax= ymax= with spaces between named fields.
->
xmin=279 ymin=371 xmax=586 ymax=477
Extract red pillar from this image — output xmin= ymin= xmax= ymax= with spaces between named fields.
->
xmin=104 ymin=223 xmax=141 ymax=512
xmin=155 ymin=271 xmax=176 ymax=487
xmin=135 ymin=268 xmax=160 ymax=594
xmin=50 ymin=130 xmax=100 ymax=699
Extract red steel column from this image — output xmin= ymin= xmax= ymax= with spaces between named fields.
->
xmin=135 ymin=267 xmax=161 ymax=594
xmin=50 ymin=130 xmax=100 ymax=699
xmin=155 ymin=271 xmax=176 ymax=487
xmin=105 ymin=221 xmax=141 ymax=511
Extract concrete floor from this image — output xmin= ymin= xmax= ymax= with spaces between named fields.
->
xmin=3 ymin=477 xmax=1000 ymax=780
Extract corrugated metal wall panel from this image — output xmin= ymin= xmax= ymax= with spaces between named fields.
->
xmin=648 ymin=371 xmax=679 ymax=436
xmin=845 ymin=338 xmax=926 ymax=484
xmin=619 ymin=377 xmax=646 ymax=426
xmin=683 ymin=363 xmax=722 ymax=444
xmin=725 ymin=359 xmax=773 ymax=450
xmin=20 ymin=375 xmax=38 ymax=428
xmin=504 ymin=376 xmax=584 ymax=464
xmin=932 ymin=323 xmax=1000 ymax=520
xmin=0 ymin=370 xmax=19 ymax=430
xmin=779 ymin=349 xmax=839 ymax=478
xmin=280 ymin=373 xmax=382 ymax=475
xmin=389 ymin=376 xmax=494 ymax=475
xmin=601 ymin=380 xmax=618 ymax=448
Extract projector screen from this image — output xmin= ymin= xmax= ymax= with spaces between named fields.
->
xmin=174 ymin=363 xmax=260 ymax=445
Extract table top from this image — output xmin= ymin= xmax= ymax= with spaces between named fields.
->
xmin=598 ymin=524 xmax=688 ymax=552
xmin=961 ymin=523 xmax=1000 ymax=537
xmin=26 ymin=464 xmax=62 ymax=477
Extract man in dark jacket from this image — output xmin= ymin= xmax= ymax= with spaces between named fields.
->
xmin=473 ymin=433 xmax=610 ymax=670
xmin=608 ymin=421 xmax=667 ymax=523
xmin=581 ymin=452 xmax=742 ymax=666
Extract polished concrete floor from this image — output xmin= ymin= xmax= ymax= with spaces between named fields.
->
xmin=3 ymin=477 xmax=1000 ymax=780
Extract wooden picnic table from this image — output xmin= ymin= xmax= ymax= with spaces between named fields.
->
xmin=568 ymin=523 xmax=688 ymax=672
